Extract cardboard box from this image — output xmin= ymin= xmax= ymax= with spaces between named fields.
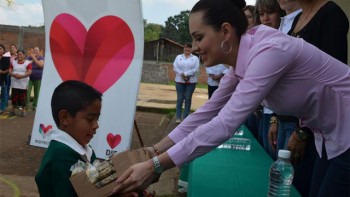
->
xmin=70 ymin=148 xmax=151 ymax=197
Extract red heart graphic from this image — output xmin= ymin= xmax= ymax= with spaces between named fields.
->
xmin=40 ymin=124 xmax=53 ymax=134
xmin=50 ymin=13 xmax=135 ymax=93
xmin=106 ymin=133 xmax=122 ymax=149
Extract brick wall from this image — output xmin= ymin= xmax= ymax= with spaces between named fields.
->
xmin=141 ymin=61 xmax=169 ymax=84
xmin=0 ymin=25 xmax=45 ymax=53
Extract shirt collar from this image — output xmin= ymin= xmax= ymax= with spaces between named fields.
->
xmin=49 ymin=129 xmax=93 ymax=162
xmin=282 ymin=9 xmax=302 ymax=20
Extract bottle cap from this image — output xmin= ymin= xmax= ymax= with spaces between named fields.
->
xmin=278 ymin=150 xmax=291 ymax=159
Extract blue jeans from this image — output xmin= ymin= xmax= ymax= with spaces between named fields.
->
xmin=276 ymin=121 xmax=296 ymax=154
xmin=245 ymin=113 xmax=260 ymax=141
xmin=309 ymin=145 xmax=349 ymax=197
xmin=259 ymin=113 xmax=275 ymax=159
xmin=176 ymin=83 xmax=196 ymax=119
xmin=0 ymin=85 xmax=8 ymax=111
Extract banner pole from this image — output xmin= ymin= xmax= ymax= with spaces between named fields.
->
xmin=134 ymin=119 xmax=144 ymax=147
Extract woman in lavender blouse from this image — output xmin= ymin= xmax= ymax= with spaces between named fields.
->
xmin=113 ymin=0 xmax=350 ymax=196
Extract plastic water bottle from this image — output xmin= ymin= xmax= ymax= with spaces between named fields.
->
xmin=268 ymin=150 xmax=294 ymax=197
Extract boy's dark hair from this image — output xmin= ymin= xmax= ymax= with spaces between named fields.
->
xmin=51 ymin=80 xmax=102 ymax=127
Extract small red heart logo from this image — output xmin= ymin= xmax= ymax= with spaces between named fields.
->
xmin=50 ymin=13 xmax=135 ymax=93
xmin=106 ymin=133 xmax=122 ymax=149
xmin=40 ymin=124 xmax=53 ymax=134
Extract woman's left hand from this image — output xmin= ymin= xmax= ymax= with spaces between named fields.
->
xmin=287 ymin=132 xmax=307 ymax=164
xmin=112 ymin=160 xmax=158 ymax=195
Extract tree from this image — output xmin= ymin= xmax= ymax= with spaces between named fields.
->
xmin=161 ymin=10 xmax=191 ymax=44
xmin=144 ymin=21 xmax=164 ymax=42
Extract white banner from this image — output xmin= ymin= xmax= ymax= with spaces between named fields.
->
xmin=30 ymin=0 xmax=144 ymax=159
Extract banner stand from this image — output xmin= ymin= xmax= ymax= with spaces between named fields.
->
xmin=134 ymin=119 xmax=144 ymax=147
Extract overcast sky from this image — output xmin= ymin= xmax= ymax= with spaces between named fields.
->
xmin=0 ymin=0 xmax=256 ymax=26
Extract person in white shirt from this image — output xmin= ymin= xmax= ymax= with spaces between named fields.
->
xmin=278 ymin=0 xmax=302 ymax=33
xmin=205 ymin=64 xmax=228 ymax=99
xmin=173 ymin=42 xmax=200 ymax=124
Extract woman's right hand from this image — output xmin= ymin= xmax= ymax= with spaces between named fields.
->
xmin=112 ymin=160 xmax=158 ymax=195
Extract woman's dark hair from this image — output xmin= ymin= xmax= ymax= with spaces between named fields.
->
xmin=51 ymin=80 xmax=102 ymax=127
xmin=10 ymin=44 xmax=17 ymax=48
xmin=17 ymin=49 xmax=26 ymax=55
xmin=184 ymin=42 xmax=192 ymax=48
xmin=255 ymin=0 xmax=286 ymax=25
xmin=191 ymin=0 xmax=248 ymax=38
xmin=243 ymin=5 xmax=255 ymax=13
xmin=0 ymin=44 xmax=5 ymax=51
xmin=243 ymin=5 xmax=257 ymax=28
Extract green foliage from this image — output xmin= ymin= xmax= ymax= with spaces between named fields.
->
xmin=143 ymin=10 xmax=191 ymax=44
xmin=161 ymin=10 xmax=191 ymax=44
xmin=144 ymin=22 xmax=164 ymax=42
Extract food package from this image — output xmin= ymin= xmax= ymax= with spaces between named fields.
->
xmin=70 ymin=147 xmax=151 ymax=197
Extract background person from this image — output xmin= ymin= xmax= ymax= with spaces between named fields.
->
xmin=255 ymin=0 xmax=286 ymax=159
xmin=255 ymin=0 xmax=285 ymax=29
xmin=243 ymin=5 xmax=257 ymax=30
xmin=8 ymin=49 xmax=32 ymax=117
xmin=0 ymin=44 xmax=11 ymax=114
xmin=287 ymin=0 xmax=348 ymax=195
xmin=173 ymin=42 xmax=200 ymax=124
xmin=26 ymin=46 xmax=45 ymax=111
xmin=7 ymin=44 xmax=18 ymax=99
xmin=205 ymin=64 xmax=228 ymax=99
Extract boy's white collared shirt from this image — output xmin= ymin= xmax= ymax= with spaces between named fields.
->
xmin=49 ymin=129 xmax=93 ymax=162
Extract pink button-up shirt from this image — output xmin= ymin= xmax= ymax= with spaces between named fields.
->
xmin=168 ymin=25 xmax=350 ymax=166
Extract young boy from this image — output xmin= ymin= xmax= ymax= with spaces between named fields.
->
xmin=35 ymin=80 xmax=102 ymax=196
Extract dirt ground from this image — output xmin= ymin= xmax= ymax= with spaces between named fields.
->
xmin=0 ymin=110 xmax=42 ymax=177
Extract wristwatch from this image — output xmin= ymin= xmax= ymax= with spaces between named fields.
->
xmin=270 ymin=116 xmax=278 ymax=124
xmin=152 ymin=156 xmax=164 ymax=175
xmin=295 ymin=127 xmax=308 ymax=140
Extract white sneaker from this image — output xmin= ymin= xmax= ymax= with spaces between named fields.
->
xmin=176 ymin=119 xmax=181 ymax=124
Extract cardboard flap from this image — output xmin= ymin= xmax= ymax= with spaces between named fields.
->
xmin=70 ymin=147 xmax=151 ymax=197
xmin=112 ymin=147 xmax=151 ymax=177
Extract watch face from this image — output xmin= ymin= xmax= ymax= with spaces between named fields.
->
xmin=155 ymin=166 xmax=163 ymax=174
xmin=153 ymin=157 xmax=164 ymax=175
xmin=297 ymin=129 xmax=307 ymax=140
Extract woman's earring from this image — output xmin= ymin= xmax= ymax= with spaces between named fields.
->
xmin=221 ymin=40 xmax=232 ymax=54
